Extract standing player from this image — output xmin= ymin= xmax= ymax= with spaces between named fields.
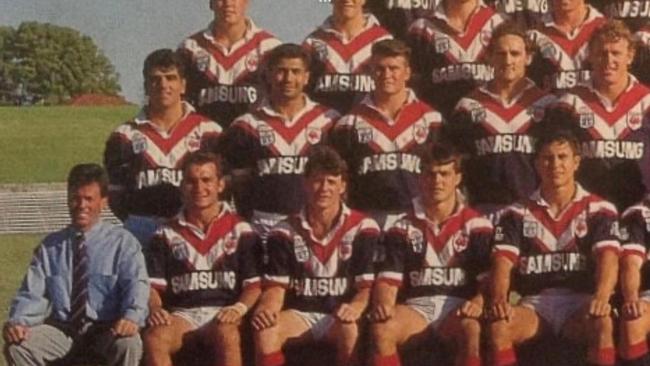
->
xmin=489 ymin=0 xmax=548 ymax=28
xmin=303 ymin=0 xmax=393 ymax=114
xmin=331 ymin=39 xmax=443 ymax=230
xmin=618 ymin=195 xmax=650 ymax=366
xmin=549 ymin=20 xmax=650 ymax=211
xmin=219 ymin=43 xmax=339 ymax=234
xmin=370 ymin=143 xmax=493 ymax=366
xmin=364 ymin=0 xmax=436 ymax=40
xmin=488 ymin=127 xmax=620 ymax=366
xmin=143 ymin=152 xmax=261 ymax=366
xmin=251 ymin=146 xmax=380 ymax=366
xmin=104 ymin=49 xmax=222 ymax=247
xmin=407 ymin=0 xmax=507 ymax=117
xmin=179 ymin=0 xmax=281 ymax=127
xmin=449 ymin=21 xmax=556 ymax=216
xmin=527 ymin=0 xmax=605 ymax=92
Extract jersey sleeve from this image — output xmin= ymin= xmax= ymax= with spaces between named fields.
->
xmin=376 ymin=225 xmax=408 ymax=287
xmin=145 ymin=231 xmax=169 ymax=292
xmin=219 ymin=120 xmax=259 ymax=170
xmin=350 ymin=223 xmax=380 ymax=289
xmin=587 ymin=202 xmax=621 ymax=255
xmin=263 ymin=229 xmax=294 ymax=288
xmin=492 ymin=207 xmax=524 ymax=264
xmin=620 ymin=206 xmax=649 ymax=259
xmin=237 ymin=229 xmax=263 ymax=290
xmin=467 ymin=217 xmax=494 ymax=280
xmin=103 ymin=129 xmax=134 ymax=220
xmin=199 ymin=120 xmax=223 ymax=154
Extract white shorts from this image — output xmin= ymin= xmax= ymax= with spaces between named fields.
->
xmin=252 ymin=210 xmax=287 ymax=241
xmin=519 ymin=289 xmax=591 ymax=335
xmin=405 ymin=295 xmax=466 ymax=330
xmin=639 ymin=290 xmax=650 ymax=301
xmin=171 ymin=306 xmax=222 ymax=330
xmin=289 ymin=310 xmax=335 ymax=341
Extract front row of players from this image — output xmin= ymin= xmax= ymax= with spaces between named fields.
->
xmin=9 ymin=134 xmax=650 ymax=366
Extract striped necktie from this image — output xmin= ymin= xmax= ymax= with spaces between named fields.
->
xmin=70 ymin=231 xmax=88 ymax=330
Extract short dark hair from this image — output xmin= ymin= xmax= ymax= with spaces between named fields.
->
xmin=304 ymin=145 xmax=348 ymax=180
xmin=68 ymin=164 xmax=109 ymax=197
xmin=266 ymin=43 xmax=312 ymax=71
xmin=143 ymin=48 xmax=187 ymax=81
xmin=181 ymin=151 xmax=225 ymax=178
xmin=534 ymin=126 xmax=581 ymax=157
xmin=420 ymin=142 xmax=463 ymax=173
xmin=487 ymin=20 xmax=535 ymax=56
xmin=371 ymin=39 xmax=412 ymax=65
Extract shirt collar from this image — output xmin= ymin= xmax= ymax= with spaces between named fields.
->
xmin=175 ymin=202 xmax=233 ymax=236
xmin=68 ymin=220 xmax=106 ymax=242
xmin=258 ymin=95 xmax=317 ymax=126
xmin=297 ymin=204 xmax=351 ymax=244
xmin=432 ymin=0 xmax=487 ymax=29
xmin=319 ymin=13 xmax=381 ymax=42
xmin=134 ymin=101 xmax=194 ymax=127
xmin=412 ymin=190 xmax=466 ymax=223
xmin=479 ymin=78 xmax=536 ymax=108
xmin=541 ymin=5 xmax=603 ymax=38
xmin=529 ymin=183 xmax=589 ymax=208
xmin=201 ymin=18 xmax=259 ymax=50
xmin=360 ymin=88 xmax=418 ymax=125
xmin=585 ymin=74 xmax=637 ymax=111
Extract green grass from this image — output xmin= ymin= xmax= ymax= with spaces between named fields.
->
xmin=0 ymin=106 xmax=138 ymax=183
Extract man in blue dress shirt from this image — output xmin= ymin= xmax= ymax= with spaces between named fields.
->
xmin=2 ymin=163 xmax=150 ymax=366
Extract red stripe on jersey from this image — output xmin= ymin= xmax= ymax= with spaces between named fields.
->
xmin=526 ymin=194 xmax=599 ymax=238
xmin=471 ymin=87 xmax=546 ymax=131
xmin=252 ymin=105 xmax=329 ymax=143
xmin=169 ymin=212 xmax=243 ymax=256
xmin=311 ymin=26 xmax=390 ymax=62
xmin=353 ymin=101 xmax=434 ymax=142
xmin=571 ymin=83 xmax=650 ymax=132
xmin=139 ymin=114 xmax=208 ymax=154
xmin=453 ymin=7 xmax=497 ymax=50
xmin=542 ymin=18 xmax=605 ymax=57
xmin=194 ymin=31 xmax=275 ymax=71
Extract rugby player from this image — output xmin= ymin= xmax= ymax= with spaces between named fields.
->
xmin=143 ymin=152 xmax=261 ymax=366
xmin=104 ymin=49 xmax=222 ymax=247
xmin=488 ymin=127 xmax=620 ymax=366
xmin=303 ymin=0 xmax=393 ymax=114
xmin=370 ymin=143 xmax=493 ymax=366
xmin=449 ymin=21 xmax=556 ymax=216
xmin=251 ymin=146 xmax=380 ymax=366
xmin=364 ymin=0 xmax=436 ymax=40
xmin=618 ymin=195 xmax=650 ymax=366
xmin=527 ymin=0 xmax=606 ymax=92
xmin=407 ymin=0 xmax=506 ymax=118
xmin=179 ymin=0 xmax=281 ymax=127
xmin=331 ymin=39 xmax=443 ymax=230
xmin=549 ymin=20 xmax=650 ymax=211
xmin=220 ymin=43 xmax=339 ymax=233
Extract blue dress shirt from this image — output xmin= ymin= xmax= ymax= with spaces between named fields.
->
xmin=8 ymin=221 xmax=150 ymax=327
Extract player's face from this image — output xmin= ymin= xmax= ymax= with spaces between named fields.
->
xmin=305 ymin=172 xmax=347 ymax=211
xmin=372 ymin=55 xmax=411 ymax=96
xmin=489 ymin=34 xmax=531 ymax=84
xmin=145 ymin=67 xmax=186 ymax=110
xmin=268 ymin=57 xmax=310 ymax=101
xmin=419 ymin=161 xmax=461 ymax=205
xmin=181 ymin=162 xmax=225 ymax=212
xmin=333 ymin=0 xmax=366 ymax=20
xmin=550 ymin=0 xmax=585 ymax=14
xmin=68 ymin=182 xmax=106 ymax=232
xmin=535 ymin=141 xmax=580 ymax=190
xmin=211 ymin=0 xmax=249 ymax=25
xmin=589 ymin=38 xmax=634 ymax=87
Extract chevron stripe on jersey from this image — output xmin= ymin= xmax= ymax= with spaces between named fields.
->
xmin=181 ymin=22 xmax=280 ymax=85
xmin=304 ymin=14 xmax=392 ymax=75
xmin=269 ymin=209 xmax=380 ymax=279
xmin=557 ymin=80 xmax=650 ymax=143
xmin=456 ymin=82 xmax=556 ymax=135
xmin=113 ymin=114 xmax=222 ymax=170
xmin=336 ymin=92 xmax=442 ymax=155
xmin=232 ymin=103 xmax=338 ymax=158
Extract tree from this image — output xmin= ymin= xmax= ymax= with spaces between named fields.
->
xmin=0 ymin=22 xmax=121 ymax=104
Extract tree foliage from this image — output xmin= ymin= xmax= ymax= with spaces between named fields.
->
xmin=0 ymin=22 xmax=121 ymax=103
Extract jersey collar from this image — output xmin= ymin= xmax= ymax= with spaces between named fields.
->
xmin=257 ymin=95 xmax=318 ymax=127
xmin=175 ymin=202 xmax=233 ymax=239
xmin=584 ymin=74 xmax=638 ymax=112
xmin=529 ymin=183 xmax=590 ymax=208
xmin=431 ymin=0 xmax=488 ymax=34
xmin=319 ymin=13 xmax=382 ymax=43
xmin=412 ymin=191 xmax=466 ymax=227
xmin=297 ymin=204 xmax=351 ymax=246
xmin=479 ymin=78 xmax=537 ymax=108
xmin=360 ymin=88 xmax=418 ymax=126
xmin=540 ymin=5 xmax=603 ymax=40
xmin=202 ymin=18 xmax=259 ymax=54
xmin=134 ymin=101 xmax=194 ymax=129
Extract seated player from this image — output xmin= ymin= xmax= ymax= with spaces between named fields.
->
xmin=104 ymin=49 xmax=222 ymax=247
xmin=617 ymin=196 xmax=650 ymax=366
xmin=143 ymin=152 xmax=262 ymax=366
xmin=407 ymin=0 xmax=506 ymax=117
xmin=178 ymin=0 xmax=281 ymax=127
xmin=527 ymin=0 xmax=605 ymax=92
xmin=369 ymin=143 xmax=493 ymax=366
xmin=488 ymin=127 xmax=620 ymax=366
xmin=331 ymin=39 xmax=443 ymax=230
xmin=303 ymin=0 xmax=392 ymax=114
xmin=251 ymin=146 xmax=380 ymax=366
xmin=219 ymin=43 xmax=339 ymax=233
xmin=549 ymin=20 xmax=650 ymax=211
xmin=449 ymin=21 xmax=557 ymax=217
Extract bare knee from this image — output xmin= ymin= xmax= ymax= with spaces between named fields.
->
xmin=254 ymin=324 xmax=282 ymax=354
xmin=489 ymin=320 xmax=513 ymax=350
xmin=371 ymin=320 xmax=398 ymax=353
xmin=144 ymin=326 xmax=175 ymax=350
xmin=457 ymin=318 xmax=481 ymax=345
xmin=589 ymin=316 xmax=613 ymax=345
xmin=213 ymin=323 xmax=241 ymax=348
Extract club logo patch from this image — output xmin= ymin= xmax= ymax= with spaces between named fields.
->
xmin=294 ymin=236 xmax=310 ymax=262
xmin=409 ymin=229 xmax=424 ymax=253
xmin=171 ymin=238 xmax=189 ymax=260
xmin=356 ymin=127 xmax=373 ymax=144
xmin=523 ymin=220 xmax=538 ymax=238
xmin=306 ymin=127 xmax=322 ymax=145
xmin=258 ymin=126 xmax=275 ymax=146
xmin=434 ymin=36 xmax=450 ymax=54
xmin=132 ymin=132 xmax=147 ymax=154
xmin=627 ymin=112 xmax=643 ymax=131
xmin=413 ymin=123 xmax=429 ymax=144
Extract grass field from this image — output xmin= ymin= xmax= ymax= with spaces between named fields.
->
xmin=0 ymin=106 xmax=138 ymax=183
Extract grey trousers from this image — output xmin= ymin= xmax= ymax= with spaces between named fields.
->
xmin=4 ymin=323 xmax=142 ymax=366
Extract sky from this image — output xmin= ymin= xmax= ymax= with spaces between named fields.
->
xmin=0 ymin=0 xmax=330 ymax=102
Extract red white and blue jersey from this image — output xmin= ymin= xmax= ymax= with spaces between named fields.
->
xmin=147 ymin=204 xmax=261 ymax=309
xmin=264 ymin=205 xmax=380 ymax=314
xmin=377 ymin=197 xmax=493 ymax=300
xmin=527 ymin=5 xmax=606 ymax=92
xmin=179 ymin=20 xmax=281 ymax=128
xmin=331 ymin=90 xmax=443 ymax=212
xmin=104 ymin=103 xmax=222 ymax=219
xmin=620 ymin=197 xmax=650 ymax=292
xmin=407 ymin=1 xmax=506 ymax=117
xmin=220 ymin=97 xmax=339 ymax=216
xmin=364 ymin=0 xmax=437 ymax=40
xmin=550 ymin=77 xmax=650 ymax=210
xmin=489 ymin=0 xmax=548 ymax=28
xmin=303 ymin=14 xmax=393 ymax=114
xmin=492 ymin=185 xmax=620 ymax=296
xmin=591 ymin=0 xmax=650 ymax=32
xmin=448 ymin=79 xmax=557 ymax=206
